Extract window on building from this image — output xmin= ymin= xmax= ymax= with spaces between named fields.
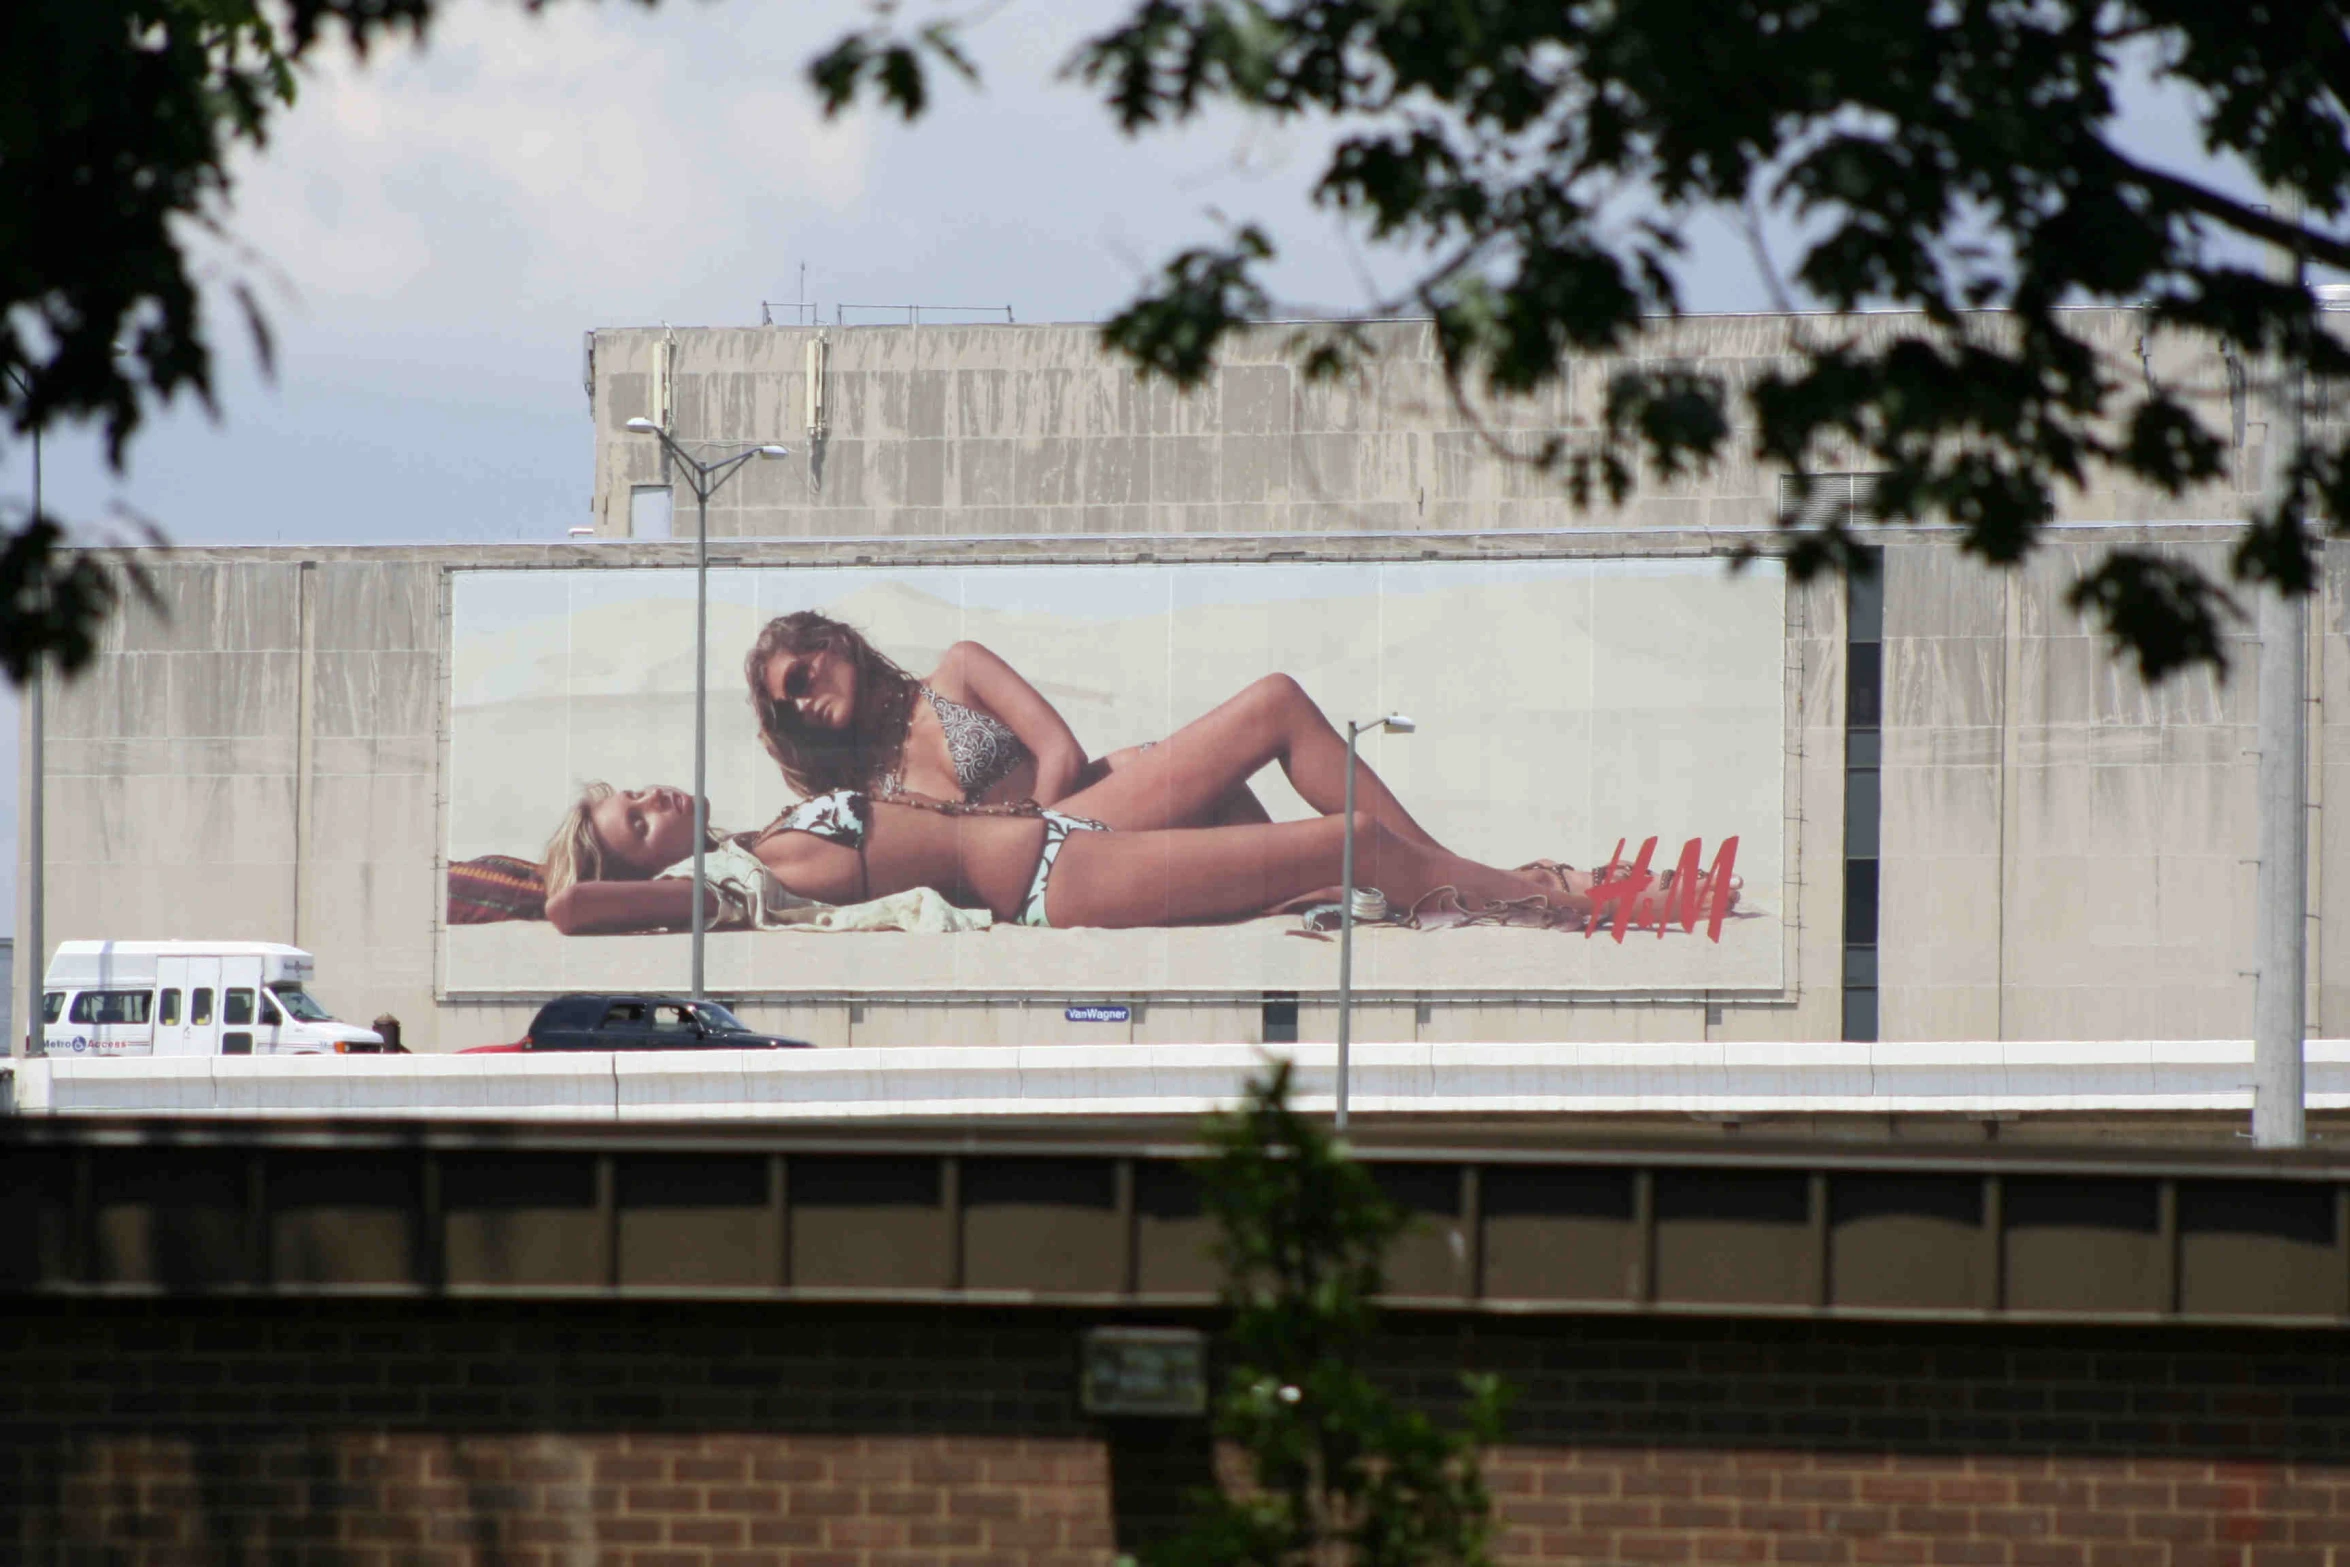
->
xmin=1262 ymin=991 xmax=1299 ymax=1045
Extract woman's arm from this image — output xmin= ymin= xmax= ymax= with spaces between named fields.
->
xmin=545 ymin=878 xmax=711 ymax=936
xmin=937 ymin=640 xmax=1090 ymax=805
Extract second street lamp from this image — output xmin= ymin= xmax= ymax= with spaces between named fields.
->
xmin=623 ymin=416 xmax=790 ymax=1001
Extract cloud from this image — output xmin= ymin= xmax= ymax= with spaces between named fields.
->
xmin=209 ymin=0 xmax=877 ymax=345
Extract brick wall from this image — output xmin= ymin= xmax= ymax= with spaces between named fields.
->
xmin=5 ymin=1301 xmax=2348 ymax=1566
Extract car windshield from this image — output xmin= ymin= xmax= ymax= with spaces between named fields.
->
xmin=267 ymin=984 xmax=335 ymax=1022
xmin=693 ymin=1002 xmax=752 ymax=1033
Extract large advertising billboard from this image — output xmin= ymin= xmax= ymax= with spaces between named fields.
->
xmin=443 ymin=559 xmax=1786 ymax=995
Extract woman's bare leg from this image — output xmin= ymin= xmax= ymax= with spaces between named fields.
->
xmin=1058 ymin=675 xmax=1444 ymax=847
xmin=1044 ymin=814 xmax=1569 ymax=929
xmin=1209 ymin=787 xmax=1274 ymax=826
xmin=1080 ymin=744 xmax=1271 ymax=826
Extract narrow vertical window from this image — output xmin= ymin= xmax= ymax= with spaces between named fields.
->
xmin=1843 ymin=551 xmax=1884 ymax=1042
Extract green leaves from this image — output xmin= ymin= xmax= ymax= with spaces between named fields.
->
xmin=1103 ymin=228 xmax=1277 ymax=388
xmin=1152 ymin=1061 xmax=1503 ymax=1567
xmin=3 ymin=0 xmax=429 ymax=686
xmin=811 ymin=18 xmax=974 ymax=121
xmin=814 ymin=0 xmax=2350 ymax=679
xmin=0 ymin=514 xmax=162 ymax=685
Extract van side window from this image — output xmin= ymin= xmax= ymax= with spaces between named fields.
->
xmin=259 ymin=992 xmax=284 ymax=1026
xmin=68 ymin=990 xmax=153 ymax=1025
xmin=159 ymin=989 xmax=182 ymax=1027
xmin=191 ymin=988 xmax=215 ymax=1026
xmin=42 ymin=992 xmax=64 ymax=1024
xmin=224 ymin=989 xmax=255 ymax=1026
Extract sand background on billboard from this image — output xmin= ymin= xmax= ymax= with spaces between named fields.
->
xmin=444 ymin=560 xmax=1786 ymax=994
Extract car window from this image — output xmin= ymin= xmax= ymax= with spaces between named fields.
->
xmin=695 ymin=1002 xmax=752 ymax=1033
xmin=68 ymin=989 xmax=153 ymax=1025
xmin=224 ymin=988 xmax=255 ymax=1026
xmin=598 ymin=1001 xmax=647 ymax=1029
xmin=159 ymin=989 xmax=181 ymax=1027
xmin=191 ymin=988 xmax=214 ymax=1025
xmin=651 ymin=1003 xmax=696 ymax=1032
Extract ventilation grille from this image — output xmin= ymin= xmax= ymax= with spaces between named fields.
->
xmin=1777 ymin=472 xmax=1884 ymax=528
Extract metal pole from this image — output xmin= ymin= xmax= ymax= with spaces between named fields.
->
xmin=2253 ymin=203 xmax=2308 ymax=1147
xmin=691 ymin=472 xmax=709 ymax=1004
xmin=22 ymin=416 xmax=40 ymax=1056
xmin=1336 ymin=721 xmax=1360 ymax=1134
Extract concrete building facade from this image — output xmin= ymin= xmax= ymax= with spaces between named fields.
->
xmin=13 ymin=313 xmax=2344 ymax=1052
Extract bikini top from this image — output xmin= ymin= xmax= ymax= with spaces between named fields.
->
xmin=876 ymin=684 xmax=1030 ymax=801
xmin=739 ymin=788 xmax=1079 ymax=904
xmin=742 ymin=791 xmax=871 ymax=852
xmin=741 ymin=788 xmax=1068 ymax=854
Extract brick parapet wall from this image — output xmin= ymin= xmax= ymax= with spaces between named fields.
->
xmin=7 ymin=1301 xmax=2350 ymax=1566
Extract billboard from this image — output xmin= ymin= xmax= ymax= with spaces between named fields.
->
xmin=443 ymin=558 xmax=1786 ymax=995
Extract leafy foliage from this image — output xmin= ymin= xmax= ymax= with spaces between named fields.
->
xmin=814 ymin=0 xmax=2350 ymax=676
xmin=2 ymin=0 xmax=434 ymax=683
xmin=1151 ymin=1060 xmax=1503 ymax=1567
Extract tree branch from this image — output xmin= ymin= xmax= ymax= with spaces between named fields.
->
xmin=2100 ymin=145 xmax=2350 ymax=275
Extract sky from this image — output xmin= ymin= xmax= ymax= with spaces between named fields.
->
xmin=0 ymin=0 xmax=2270 ymax=939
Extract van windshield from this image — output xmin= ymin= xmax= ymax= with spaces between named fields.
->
xmin=267 ymin=984 xmax=335 ymax=1022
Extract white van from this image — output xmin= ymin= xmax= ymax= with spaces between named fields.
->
xmin=37 ymin=942 xmax=384 ymax=1057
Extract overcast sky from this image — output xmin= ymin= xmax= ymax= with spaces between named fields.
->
xmin=0 ymin=0 xmax=2261 ymax=941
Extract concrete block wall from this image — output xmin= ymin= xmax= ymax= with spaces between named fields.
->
xmin=12 ymin=1299 xmax=2350 ymax=1566
xmin=586 ymin=312 xmax=2248 ymax=543
xmin=17 ymin=556 xmax=445 ymax=1047
xmin=1876 ymin=540 xmax=2303 ymax=1042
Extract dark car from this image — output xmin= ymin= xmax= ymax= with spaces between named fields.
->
xmin=462 ymin=995 xmax=812 ymax=1053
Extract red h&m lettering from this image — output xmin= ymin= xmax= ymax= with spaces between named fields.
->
xmin=1585 ymin=835 xmax=1740 ymax=943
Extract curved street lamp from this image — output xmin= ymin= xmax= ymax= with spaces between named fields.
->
xmin=1336 ymin=712 xmax=1414 ymax=1134
xmin=7 ymin=366 xmax=38 ymax=1055
xmin=623 ymin=417 xmax=790 ymax=1000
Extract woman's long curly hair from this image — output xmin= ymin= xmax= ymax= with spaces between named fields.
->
xmin=744 ymin=611 xmax=920 ymax=798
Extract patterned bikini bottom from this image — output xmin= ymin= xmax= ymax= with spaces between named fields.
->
xmin=1016 ymin=810 xmax=1110 ymax=928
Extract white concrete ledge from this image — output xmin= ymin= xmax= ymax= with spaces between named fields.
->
xmin=6 ymin=1040 xmax=2346 ymax=1121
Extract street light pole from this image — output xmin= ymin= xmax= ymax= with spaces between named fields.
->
xmin=2253 ymin=198 xmax=2309 ymax=1147
xmin=622 ymin=418 xmax=789 ymax=1002
xmin=1335 ymin=712 xmax=1414 ymax=1135
xmin=6 ymin=366 xmax=39 ymax=1057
